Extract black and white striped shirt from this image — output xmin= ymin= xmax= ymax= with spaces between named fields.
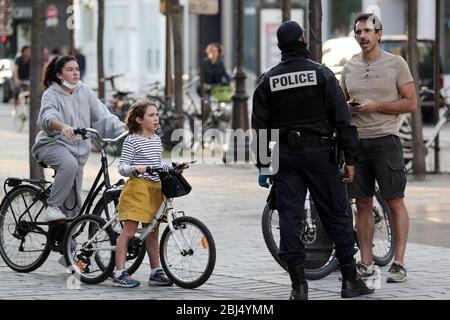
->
xmin=118 ymin=133 xmax=172 ymax=181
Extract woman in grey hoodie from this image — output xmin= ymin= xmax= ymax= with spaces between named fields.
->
xmin=32 ymin=55 xmax=125 ymax=221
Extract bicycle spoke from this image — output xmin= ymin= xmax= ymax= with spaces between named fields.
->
xmin=163 ymin=220 xmax=213 ymax=284
xmin=0 ymin=187 xmax=50 ymax=271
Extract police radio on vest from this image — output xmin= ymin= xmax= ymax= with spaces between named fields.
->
xmin=270 ymin=70 xmax=317 ymax=92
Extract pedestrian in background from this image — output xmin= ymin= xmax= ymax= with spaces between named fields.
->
xmin=12 ymin=45 xmax=31 ymax=108
xmin=74 ymin=48 xmax=86 ymax=81
xmin=204 ymin=43 xmax=231 ymax=88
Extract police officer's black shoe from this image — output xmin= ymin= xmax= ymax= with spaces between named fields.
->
xmin=340 ymin=261 xmax=375 ymax=298
xmin=287 ymin=264 xmax=308 ymax=300
xmin=341 ymin=278 xmax=375 ymax=298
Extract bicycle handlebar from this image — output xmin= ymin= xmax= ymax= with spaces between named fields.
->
xmin=147 ymin=81 xmax=162 ymax=88
xmin=74 ymin=127 xmax=128 ymax=145
xmin=144 ymin=161 xmax=197 ymax=175
xmin=100 ymin=74 xmax=124 ymax=82
xmin=420 ymin=86 xmax=450 ymax=100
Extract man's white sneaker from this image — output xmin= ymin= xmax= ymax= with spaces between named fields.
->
xmin=42 ymin=206 xmax=66 ymax=222
xmin=356 ymin=261 xmax=376 ymax=279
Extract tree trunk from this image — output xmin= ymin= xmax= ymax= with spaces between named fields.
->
xmin=281 ymin=0 xmax=291 ymax=22
xmin=68 ymin=0 xmax=75 ymax=55
xmin=433 ymin=0 xmax=441 ymax=172
xmin=407 ymin=0 xmax=426 ymax=177
xmin=97 ymin=0 xmax=105 ymax=100
xmin=29 ymin=0 xmax=45 ymax=179
xmin=165 ymin=0 xmax=173 ymax=111
xmin=308 ymin=0 xmax=322 ymax=63
xmin=172 ymin=0 xmax=183 ymax=128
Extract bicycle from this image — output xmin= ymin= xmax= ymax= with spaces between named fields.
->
xmin=62 ymin=163 xmax=216 ymax=289
xmin=401 ymin=86 xmax=450 ymax=172
xmin=11 ymin=80 xmax=30 ymax=132
xmin=183 ymin=81 xmax=233 ymax=152
xmin=101 ymin=74 xmax=136 ymax=122
xmin=0 ymin=128 xmax=127 ymax=272
xmin=261 ymin=184 xmax=394 ymax=280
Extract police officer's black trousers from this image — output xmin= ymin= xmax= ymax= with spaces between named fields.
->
xmin=275 ymin=144 xmax=357 ymax=267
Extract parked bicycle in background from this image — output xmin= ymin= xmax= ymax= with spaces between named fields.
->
xmin=101 ymin=74 xmax=136 ymax=122
xmin=400 ymin=86 xmax=450 ymax=172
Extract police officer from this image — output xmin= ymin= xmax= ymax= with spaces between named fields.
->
xmin=251 ymin=21 xmax=375 ymax=300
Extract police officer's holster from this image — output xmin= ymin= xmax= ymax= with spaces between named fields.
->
xmin=286 ymin=130 xmax=331 ymax=150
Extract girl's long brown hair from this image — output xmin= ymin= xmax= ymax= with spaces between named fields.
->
xmin=125 ymin=99 xmax=159 ymax=134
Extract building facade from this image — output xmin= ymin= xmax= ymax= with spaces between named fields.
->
xmin=4 ymin=0 xmax=444 ymax=95
xmin=74 ymin=0 xmax=166 ymax=96
xmin=2 ymin=0 xmax=69 ymax=59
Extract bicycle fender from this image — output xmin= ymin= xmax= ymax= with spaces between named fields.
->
xmin=0 ymin=184 xmax=45 ymax=212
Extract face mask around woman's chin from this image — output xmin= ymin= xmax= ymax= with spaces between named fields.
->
xmin=61 ymin=79 xmax=81 ymax=90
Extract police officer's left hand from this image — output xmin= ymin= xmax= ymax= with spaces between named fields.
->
xmin=258 ymin=174 xmax=273 ymax=188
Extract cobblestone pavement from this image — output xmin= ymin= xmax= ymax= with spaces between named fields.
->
xmin=0 ymin=103 xmax=450 ymax=300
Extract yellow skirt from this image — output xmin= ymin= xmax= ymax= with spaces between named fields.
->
xmin=117 ymin=178 xmax=163 ymax=223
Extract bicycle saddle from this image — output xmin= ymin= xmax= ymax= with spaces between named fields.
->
xmin=101 ymin=74 xmax=124 ymax=82
xmin=115 ymin=90 xmax=134 ymax=96
xmin=39 ymin=161 xmax=49 ymax=168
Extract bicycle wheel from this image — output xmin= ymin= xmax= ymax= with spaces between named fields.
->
xmin=261 ymin=204 xmax=338 ymax=280
xmin=160 ymin=216 xmax=216 ymax=289
xmin=372 ymin=191 xmax=394 ymax=266
xmin=91 ymin=197 xmax=146 ymax=275
xmin=63 ymin=214 xmax=116 ymax=284
xmin=0 ymin=185 xmax=50 ymax=272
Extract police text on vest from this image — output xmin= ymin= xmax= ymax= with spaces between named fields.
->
xmin=270 ymin=70 xmax=317 ymax=92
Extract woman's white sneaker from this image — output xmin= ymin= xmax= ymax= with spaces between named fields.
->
xmin=43 ymin=206 xmax=66 ymax=222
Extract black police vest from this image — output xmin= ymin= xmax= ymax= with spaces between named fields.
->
xmin=266 ymin=58 xmax=329 ymax=132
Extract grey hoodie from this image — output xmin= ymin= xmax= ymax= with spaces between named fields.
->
xmin=32 ymin=82 xmax=125 ymax=165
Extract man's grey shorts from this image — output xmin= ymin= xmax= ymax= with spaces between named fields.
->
xmin=347 ymin=135 xmax=407 ymax=200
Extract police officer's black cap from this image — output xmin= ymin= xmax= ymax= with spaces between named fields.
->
xmin=277 ymin=21 xmax=304 ymax=44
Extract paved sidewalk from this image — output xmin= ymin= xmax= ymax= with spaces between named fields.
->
xmin=1 ymin=162 xmax=450 ymax=300
xmin=0 ymin=103 xmax=450 ymax=300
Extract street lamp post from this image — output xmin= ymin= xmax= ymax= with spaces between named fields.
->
xmin=228 ymin=0 xmax=249 ymax=163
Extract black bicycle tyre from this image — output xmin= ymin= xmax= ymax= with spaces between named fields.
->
xmin=0 ymin=185 xmax=51 ymax=272
xmin=160 ymin=216 xmax=216 ymax=289
xmin=372 ymin=191 xmax=395 ymax=266
xmin=91 ymin=198 xmax=146 ymax=276
xmin=63 ymin=214 xmax=116 ymax=284
xmin=261 ymin=204 xmax=338 ymax=280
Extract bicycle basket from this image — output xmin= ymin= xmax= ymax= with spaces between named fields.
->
xmin=159 ymin=171 xmax=192 ymax=198
xmin=211 ymin=85 xmax=234 ymax=103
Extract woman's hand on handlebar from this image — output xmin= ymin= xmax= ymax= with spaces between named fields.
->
xmin=61 ymin=124 xmax=76 ymax=142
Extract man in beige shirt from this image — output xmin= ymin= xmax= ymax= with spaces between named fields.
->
xmin=340 ymin=13 xmax=417 ymax=283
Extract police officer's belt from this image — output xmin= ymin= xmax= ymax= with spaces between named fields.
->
xmin=283 ymin=130 xmax=331 ymax=149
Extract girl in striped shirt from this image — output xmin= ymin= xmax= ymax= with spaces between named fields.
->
xmin=113 ymin=99 xmax=173 ymax=288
